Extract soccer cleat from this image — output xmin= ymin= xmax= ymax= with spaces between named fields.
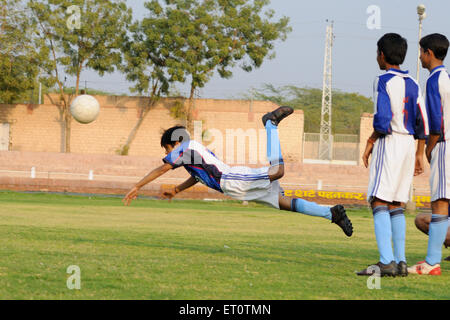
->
xmin=356 ymin=261 xmax=398 ymax=277
xmin=407 ymin=261 xmax=441 ymax=275
xmin=444 ymin=256 xmax=450 ymax=261
xmin=330 ymin=205 xmax=353 ymax=237
xmin=397 ymin=261 xmax=408 ymax=277
xmin=262 ymin=106 xmax=294 ymax=127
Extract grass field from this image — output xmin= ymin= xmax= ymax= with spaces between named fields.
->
xmin=0 ymin=191 xmax=449 ymax=300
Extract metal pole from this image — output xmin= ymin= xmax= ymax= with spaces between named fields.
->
xmin=416 ymin=18 xmax=423 ymax=82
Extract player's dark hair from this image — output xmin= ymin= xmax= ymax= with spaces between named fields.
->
xmin=160 ymin=126 xmax=190 ymax=147
xmin=377 ymin=33 xmax=408 ymax=65
xmin=420 ymin=33 xmax=449 ymax=60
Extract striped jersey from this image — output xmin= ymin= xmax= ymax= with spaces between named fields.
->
xmin=163 ymin=140 xmax=230 ymax=192
xmin=373 ymin=68 xmax=429 ymax=139
xmin=424 ymin=65 xmax=450 ymax=141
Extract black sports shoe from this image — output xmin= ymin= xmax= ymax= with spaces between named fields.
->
xmin=356 ymin=261 xmax=398 ymax=277
xmin=262 ymin=106 xmax=294 ymax=126
xmin=330 ymin=205 xmax=353 ymax=237
xmin=444 ymin=256 xmax=450 ymax=261
xmin=397 ymin=261 xmax=408 ymax=277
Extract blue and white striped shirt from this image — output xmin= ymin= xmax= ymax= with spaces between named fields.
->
xmin=373 ymin=68 xmax=429 ymax=139
xmin=424 ymin=65 xmax=450 ymax=141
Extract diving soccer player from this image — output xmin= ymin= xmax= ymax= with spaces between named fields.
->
xmin=123 ymin=107 xmax=353 ymax=237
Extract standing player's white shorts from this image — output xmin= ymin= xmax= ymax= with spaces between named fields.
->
xmin=367 ymin=133 xmax=415 ymax=203
xmin=220 ymin=166 xmax=282 ymax=209
xmin=429 ymin=140 xmax=450 ymax=201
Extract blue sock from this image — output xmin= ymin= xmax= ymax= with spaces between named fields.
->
xmin=291 ymin=198 xmax=332 ymax=220
xmin=265 ymin=120 xmax=283 ymax=166
xmin=373 ymin=206 xmax=394 ymax=265
xmin=425 ymin=214 xmax=448 ymax=265
xmin=390 ymin=208 xmax=406 ymax=263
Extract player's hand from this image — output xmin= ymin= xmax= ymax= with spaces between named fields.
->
xmin=122 ymin=186 xmax=139 ymax=206
xmin=414 ymin=155 xmax=424 ymax=176
xmin=160 ymin=187 xmax=178 ymax=202
xmin=362 ymin=142 xmax=374 ymax=168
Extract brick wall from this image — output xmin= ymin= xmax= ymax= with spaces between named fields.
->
xmin=0 ymin=95 xmax=304 ymax=163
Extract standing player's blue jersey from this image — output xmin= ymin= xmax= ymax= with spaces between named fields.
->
xmin=163 ymin=140 xmax=230 ymax=192
xmin=373 ymin=68 xmax=429 ymax=139
xmin=424 ymin=65 xmax=450 ymax=142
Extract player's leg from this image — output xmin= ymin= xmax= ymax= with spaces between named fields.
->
xmin=388 ymin=202 xmax=407 ymax=275
xmin=278 ymin=194 xmax=353 ymax=237
xmin=409 ymin=141 xmax=450 ymax=275
xmin=414 ymin=212 xmax=450 ymax=259
xmin=357 ymin=197 xmax=397 ymax=277
xmin=372 ymin=198 xmax=395 ymax=266
xmin=409 ymin=199 xmax=448 ymax=275
xmin=262 ymin=106 xmax=293 ymax=182
xmin=414 ymin=212 xmax=432 ymax=235
xmin=426 ymin=199 xmax=448 ymax=265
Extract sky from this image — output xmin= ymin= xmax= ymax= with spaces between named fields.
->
xmin=71 ymin=0 xmax=450 ymax=99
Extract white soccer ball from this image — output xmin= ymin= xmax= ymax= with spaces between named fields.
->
xmin=70 ymin=95 xmax=100 ymax=124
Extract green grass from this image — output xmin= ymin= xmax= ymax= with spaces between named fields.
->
xmin=0 ymin=191 xmax=449 ymax=300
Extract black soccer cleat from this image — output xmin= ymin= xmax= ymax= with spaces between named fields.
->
xmin=356 ymin=261 xmax=398 ymax=277
xmin=444 ymin=256 xmax=450 ymax=262
xmin=330 ymin=205 xmax=353 ymax=237
xmin=262 ymin=106 xmax=294 ymax=127
xmin=397 ymin=261 xmax=408 ymax=277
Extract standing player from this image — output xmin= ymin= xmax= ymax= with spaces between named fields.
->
xmin=122 ymin=107 xmax=353 ymax=237
xmin=357 ymin=33 xmax=429 ymax=277
xmin=408 ymin=33 xmax=450 ymax=275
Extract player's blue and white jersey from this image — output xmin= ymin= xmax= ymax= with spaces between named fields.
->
xmin=424 ymin=65 xmax=450 ymax=142
xmin=163 ymin=140 xmax=230 ymax=192
xmin=373 ymin=68 xmax=429 ymax=138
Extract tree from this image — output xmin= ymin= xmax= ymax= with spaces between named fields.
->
xmin=27 ymin=0 xmax=132 ymax=152
xmin=0 ymin=0 xmax=39 ymax=104
xmin=248 ymin=84 xmax=373 ymax=135
xmin=143 ymin=0 xmax=291 ymax=131
xmin=117 ymin=10 xmax=175 ymax=155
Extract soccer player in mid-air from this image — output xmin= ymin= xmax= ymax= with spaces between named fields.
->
xmin=408 ymin=33 xmax=450 ymax=275
xmin=122 ymin=107 xmax=353 ymax=237
xmin=357 ymin=33 xmax=429 ymax=277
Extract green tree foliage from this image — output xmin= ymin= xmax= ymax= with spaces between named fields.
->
xmin=0 ymin=0 xmax=39 ymax=104
xmin=142 ymin=0 xmax=291 ymax=131
xmin=27 ymin=0 xmax=132 ymax=152
xmin=118 ymin=0 xmax=290 ymax=154
xmin=248 ymin=84 xmax=373 ymax=134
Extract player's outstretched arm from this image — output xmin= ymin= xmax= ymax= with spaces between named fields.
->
xmin=122 ymin=163 xmax=173 ymax=206
xmin=161 ymin=176 xmax=198 ymax=201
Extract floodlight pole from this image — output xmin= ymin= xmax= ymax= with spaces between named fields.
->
xmin=416 ymin=4 xmax=426 ymax=82
xmin=319 ymin=20 xmax=334 ymax=161
xmin=408 ymin=5 xmax=426 ymax=213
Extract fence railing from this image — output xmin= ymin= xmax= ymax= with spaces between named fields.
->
xmin=303 ymin=133 xmax=359 ymax=164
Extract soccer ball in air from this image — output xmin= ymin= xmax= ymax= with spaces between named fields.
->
xmin=70 ymin=95 xmax=100 ymax=124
